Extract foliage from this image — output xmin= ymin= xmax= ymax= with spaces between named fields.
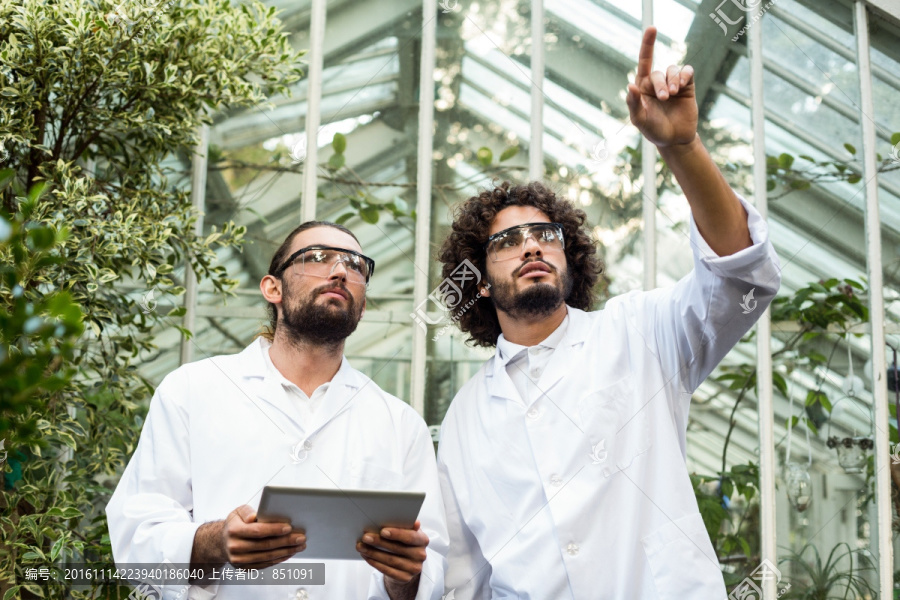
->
xmin=779 ymin=543 xmax=877 ymax=599
xmin=0 ymin=0 xmax=302 ymax=597
xmin=0 ymin=207 xmax=83 ymax=459
xmin=699 ymin=278 xmax=875 ymax=590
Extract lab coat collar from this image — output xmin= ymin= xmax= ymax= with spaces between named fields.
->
xmin=225 ymin=337 xmax=365 ymax=433
xmin=487 ymin=305 xmax=590 ymax=402
xmin=495 ymin=312 xmax=570 ymax=367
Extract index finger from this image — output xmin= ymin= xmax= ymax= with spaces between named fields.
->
xmin=636 ymin=27 xmax=657 ymax=79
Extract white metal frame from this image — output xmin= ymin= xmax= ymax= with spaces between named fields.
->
xmin=747 ymin=5 xmax=778 ymax=597
xmin=410 ymin=0 xmax=438 ymax=417
xmin=854 ymin=2 xmax=892 ymax=595
xmin=529 ymin=0 xmax=544 ymax=180
xmin=180 ymin=123 xmax=209 ymax=365
xmin=301 ymin=0 xmax=327 ymax=223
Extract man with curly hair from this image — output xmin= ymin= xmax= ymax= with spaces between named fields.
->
xmin=435 ymin=28 xmax=781 ymax=599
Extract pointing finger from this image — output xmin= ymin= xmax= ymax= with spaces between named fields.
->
xmin=636 ymin=27 xmax=657 ymax=80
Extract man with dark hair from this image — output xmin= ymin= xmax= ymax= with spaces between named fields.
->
xmin=107 ymin=222 xmax=448 ymax=600
xmin=436 ymin=28 xmax=781 ymax=599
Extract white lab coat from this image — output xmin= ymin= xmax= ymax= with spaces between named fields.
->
xmin=437 ymin=195 xmax=781 ymax=600
xmin=107 ymin=337 xmax=448 ymax=600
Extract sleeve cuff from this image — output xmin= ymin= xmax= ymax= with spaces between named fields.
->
xmin=688 ymin=193 xmax=774 ymax=276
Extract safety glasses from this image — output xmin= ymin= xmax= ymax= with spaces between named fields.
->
xmin=276 ymin=246 xmax=376 ymax=285
xmin=484 ymin=222 xmax=565 ymax=262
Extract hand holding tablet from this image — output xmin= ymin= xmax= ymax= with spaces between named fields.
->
xmin=256 ymin=486 xmax=426 ymax=561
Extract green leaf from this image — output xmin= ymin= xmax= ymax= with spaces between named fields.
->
xmin=476 ymin=147 xmax=493 ymax=166
xmin=789 ymin=179 xmax=810 ymax=190
xmin=3 ymin=587 xmax=23 ymax=600
xmin=778 ymin=153 xmax=794 ymax=169
xmin=0 ymin=167 xmax=15 ymax=190
xmin=847 ymin=173 xmax=861 ymax=184
xmin=335 ymin=212 xmax=354 ymax=225
xmin=327 ymin=153 xmax=345 ymax=171
xmin=50 ymin=537 xmax=64 ymax=561
xmin=332 ymin=132 xmax=346 ymax=154
xmin=844 ymin=143 xmax=856 ymax=155
xmin=499 ymin=146 xmax=519 ymax=162
xmin=167 ymin=306 xmax=187 ymax=318
xmin=359 ymin=206 xmax=379 ymax=224
xmin=891 ymin=132 xmax=900 ymax=146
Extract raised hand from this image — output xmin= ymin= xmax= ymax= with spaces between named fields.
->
xmin=626 ymin=27 xmax=698 ymax=148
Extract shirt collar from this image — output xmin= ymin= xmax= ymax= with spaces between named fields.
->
xmin=495 ymin=311 xmax=570 ymax=367
xmin=256 ymin=336 xmax=358 ymax=391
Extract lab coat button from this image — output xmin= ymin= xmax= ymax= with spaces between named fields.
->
xmin=526 ymin=407 xmax=540 ymax=420
xmin=550 ymin=474 xmax=562 ymax=487
xmin=566 ymin=543 xmax=579 ymax=556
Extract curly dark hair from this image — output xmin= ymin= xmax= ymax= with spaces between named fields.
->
xmin=437 ymin=180 xmax=604 ymax=348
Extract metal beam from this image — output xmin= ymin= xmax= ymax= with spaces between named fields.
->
xmin=180 ymin=124 xmax=209 ymax=365
xmin=854 ymin=3 xmax=892 ymax=595
xmin=748 ymin=3 xmax=776 ymax=589
xmin=410 ymin=0 xmax=437 ymax=416
xmin=530 ymin=0 xmax=544 ymax=180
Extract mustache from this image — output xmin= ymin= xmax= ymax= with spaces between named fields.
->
xmin=513 ymin=258 xmax=556 ymax=277
xmin=313 ymin=281 xmax=353 ymax=298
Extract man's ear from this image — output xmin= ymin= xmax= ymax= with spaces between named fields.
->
xmin=479 ymin=284 xmax=491 ymax=298
xmin=260 ymin=274 xmax=283 ymax=304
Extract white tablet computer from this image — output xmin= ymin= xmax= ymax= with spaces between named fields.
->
xmin=256 ymin=486 xmax=426 ymax=560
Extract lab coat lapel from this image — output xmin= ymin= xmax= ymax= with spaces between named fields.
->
xmin=486 ymin=356 xmax=520 ymax=403
xmin=535 ymin=307 xmax=590 ymax=396
xmin=224 ymin=338 xmax=306 ymax=434
xmin=304 ymin=357 xmax=364 ymax=436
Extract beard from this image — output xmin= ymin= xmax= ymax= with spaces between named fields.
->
xmin=487 ymin=259 xmax=572 ymax=319
xmin=278 ymin=279 xmax=363 ymax=348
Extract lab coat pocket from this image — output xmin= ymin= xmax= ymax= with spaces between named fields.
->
xmin=641 ymin=513 xmax=724 ymax=600
xmin=577 ymin=377 xmax=650 ymax=476
xmin=344 ymin=460 xmax=403 ymax=490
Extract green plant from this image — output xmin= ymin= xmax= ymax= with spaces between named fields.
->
xmin=697 ymin=277 xmax=876 ymax=587
xmin=779 ymin=542 xmax=877 ymax=599
xmin=0 ymin=0 xmax=302 ymax=597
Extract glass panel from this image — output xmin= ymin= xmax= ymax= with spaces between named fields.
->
xmin=424 ymin=0 xmax=532 ymax=427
